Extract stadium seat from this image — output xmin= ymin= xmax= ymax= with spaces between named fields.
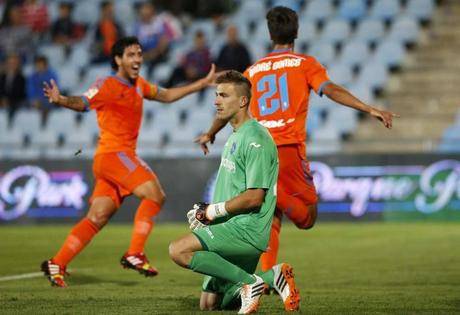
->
xmin=252 ymin=23 xmax=271 ymax=45
xmin=354 ymin=18 xmax=385 ymax=44
xmin=406 ymin=0 xmax=435 ymax=22
xmin=307 ymin=41 xmax=335 ymax=66
xmin=327 ymin=63 xmax=353 ymax=86
xmin=327 ymin=106 xmax=358 ymax=135
xmin=373 ymin=40 xmax=406 ymax=69
xmin=38 ymin=44 xmax=66 ymax=69
xmin=356 ymin=61 xmax=388 ymax=91
xmin=272 ymin=0 xmax=301 ymax=12
xmin=337 ymin=0 xmax=368 ymax=22
xmin=297 ymin=20 xmax=317 ymax=46
xmin=73 ymin=0 xmax=100 ymax=26
xmin=309 ymin=123 xmax=341 ymax=154
xmin=248 ymin=42 xmax=269 ymax=61
xmin=320 ymin=20 xmax=351 ymax=45
xmin=69 ymin=43 xmax=91 ymax=69
xmin=47 ymin=110 xmax=78 ymax=132
xmin=302 ymin=0 xmax=334 ymax=24
xmin=0 ymin=110 xmax=7 ymax=132
xmin=189 ymin=19 xmax=217 ymax=43
xmin=306 ymin=105 xmax=324 ymax=135
xmin=369 ymin=0 xmax=401 ymax=22
xmin=339 ymin=40 xmax=370 ymax=68
xmin=348 ymin=83 xmax=374 ymax=104
xmin=234 ymin=0 xmax=267 ymax=25
xmin=57 ymin=65 xmax=80 ymax=94
xmin=79 ymin=111 xmax=99 ymax=134
xmin=11 ymin=110 xmax=42 ymax=134
xmin=388 ymin=15 xmax=420 ymax=45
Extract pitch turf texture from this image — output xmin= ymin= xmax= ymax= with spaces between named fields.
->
xmin=0 ymin=223 xmax=459 ymax=314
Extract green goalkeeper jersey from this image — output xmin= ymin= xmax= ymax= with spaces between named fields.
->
xmin=212 ymin=118 xmax=278 ymax=251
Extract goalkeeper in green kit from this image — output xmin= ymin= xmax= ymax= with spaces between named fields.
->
xmin=169 ymin=71 xmax=300 ymax=314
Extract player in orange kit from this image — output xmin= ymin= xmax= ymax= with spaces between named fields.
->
xmin=196 ymin=6 xmax=399 ymax=279
xmin=41 ymin=37 xmax=217 ymax=287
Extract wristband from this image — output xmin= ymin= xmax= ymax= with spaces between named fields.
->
xmin=206 ymin=202 xmax=228 ymax=220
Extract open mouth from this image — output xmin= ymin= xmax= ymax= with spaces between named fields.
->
xmin=132 ymin=64 xmax=140 ymax=73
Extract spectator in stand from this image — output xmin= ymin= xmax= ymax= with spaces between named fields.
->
xmin=20 ymin=0 xmax=49 ymax=35
xmin=215 ymin=25 xmax=251 ymax=73
xmin=91 ymin=0 xmax=124 ymax=64
xmin=0 ymin=4 xmax=33 ymax=62
xmin=164 ymin=30 xmax=211 ymax=87
xmin=51 ymin=2 xmax=85 ymax=47
xmin=27 ymin=55 xmax=59 ymax=127
xmin=132 ymin=1 xmax=171 ymax=76
xmin=0 ymin=54 xmax=26 ymax=125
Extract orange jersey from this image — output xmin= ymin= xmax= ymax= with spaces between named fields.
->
xmin=244 ymin=49 xmax=330 ymax=151
xmin=81 ymin=75 xmax=158 ymax=155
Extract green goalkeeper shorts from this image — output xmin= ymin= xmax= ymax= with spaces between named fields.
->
xmin=193 ymin=222 xmax=262 ymax=298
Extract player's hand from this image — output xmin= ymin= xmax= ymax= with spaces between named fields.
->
xmin=43 ymin=79 xmax=61 ymax=104
xmin=194 ymin=133 xmax=215 ymax=155
xmin=193 ymin=202 xmax=212 ymax=225
xmin=201 ymin=64 xmax=228 ymax=87
xmin=187 ymin=203 xmax=210 ymax=230
xmin=370 ymin=108 xmax=400 ymax=129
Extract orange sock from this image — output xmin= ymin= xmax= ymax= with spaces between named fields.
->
xmin=260 ymin=216 xmax=281 ymax=271
xmin=53 ymin=218 xmax=99 ymax=267
xmin=127 ymin=199 xmax=161 ymax=255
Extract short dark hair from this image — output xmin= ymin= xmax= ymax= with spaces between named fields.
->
xmin=266 ymin=6 xmax=298 ymax=45
xmin=216 ymin=70 xmax=252 ymax=103
xmin=110 ymin=36 xmax=142 ymax=70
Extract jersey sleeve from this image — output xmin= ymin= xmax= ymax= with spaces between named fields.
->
xmin=139 ymin=76 xmax=159 ymax=99
xmin=244 ymin=133 xmax=276 ymax=190
xmin=81 ymin=77 xmax=110 ymax=110
xmin=303 ymin=57 xmax=331 ymax=96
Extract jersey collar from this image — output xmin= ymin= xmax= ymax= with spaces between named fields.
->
xmin=270 ymin=48 xmax=293 ymax=54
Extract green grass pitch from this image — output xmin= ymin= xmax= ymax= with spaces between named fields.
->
xmin=0 ymin=223 xmax=459 ymax=314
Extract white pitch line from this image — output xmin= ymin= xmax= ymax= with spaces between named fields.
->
xmin=0 ymin=269 xmax=77 ymax=282
xmin=0 ymin=272 xmax=43 ymax=282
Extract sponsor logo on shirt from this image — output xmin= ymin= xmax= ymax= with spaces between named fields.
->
xmin=249 ymin=142 xmax=261 ymax=148
xmin=221 ymin=158 xmax=236 ymax=173
xmin=204 ymin=226 xmax=214 ymax=239
xmin=258 ymin=118 xmax=295 ymax=128
xmin=230 ymin=142 xmax=236 ymax=154
xmin=83 ymin=87 xmax=99 ymax=99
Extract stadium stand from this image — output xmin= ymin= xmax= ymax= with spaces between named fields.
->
xmin=0 ymin=0 xmax=449 ymax=159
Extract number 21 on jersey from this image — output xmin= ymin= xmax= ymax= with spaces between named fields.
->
xmin=257 ymin=73 xmax=290 ymax=116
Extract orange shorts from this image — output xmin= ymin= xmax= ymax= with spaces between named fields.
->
xmin=276 ymin=144 xmax=317 ymax=217
xmin=90 ymin=151 xmax=156 ymax=208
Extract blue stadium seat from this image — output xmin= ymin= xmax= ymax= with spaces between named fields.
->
xmin=348 ymin=83 xmax=374 ymax=104
xmin=235 ymin=0 xmax=267 ymax=24
xmin=57 ymin=65 xmax=80 ymax=93
xmin=308 ymin=41 xmax=335 ymax=66
xmin=369 ymin=0 xmax=401 ymax=22
xmin=252 ymin=23 xmax=271 ymax=45
xmin=388 ymin=15 xmax=420 ymax=45
xmin=310 ymin=123 xmax=342 ymax=154
xmin=354 ymin=18 xmax=385 ymax=44
xmin=272 ymin=0 xmax=301 ymax=12
xmin=374 ymin=40 xmax=406 ymax=68
xmin=302 ymin=0 xmax=334 ymax=24
xmin=337 ymin=0 xmax=368 ymax=22
xmin=297 ymin=20 xmax=317 ymax=45
xmin=189 ymin=19 xmax=217 ymax=43
xmin=339 ymin=40 xmax=370 ymax=68
xmin=248 ymin=43 xmax=268 ymax=61
xmin=327 ymin=63 xmax=353 ymax=86
xmin=73 ymin=0 xmax=100 ymax=26
xmin=327 ymin=106 xmax=358 ymax=135
xmin=69 ymin=43 xmax=91 ymax=69
xmin=357 ymin=61 xmax=388 ymax=91
xmin=38 ymin=44 xmax=66 ymax=69
xmin=321 ymin=20 xmax=351 ymax=45
xmin=406 ymin=0 xmax=435 ymax=22
xmin=306 ymin=105 xmax=324 ymax=135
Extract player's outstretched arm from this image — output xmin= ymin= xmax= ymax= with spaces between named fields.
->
xmin=322 ymin=82 xmax=400 ymax=129
xmin=195 ymin=118 xmax=229 ymax=155
xmin=151 ymin=64 xmax=217 ymax=103
xmin=43 ymin=79 xmax=86 ymax=112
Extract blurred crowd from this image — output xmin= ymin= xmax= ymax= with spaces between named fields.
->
xmin=0 ymin=0 xmax=252 ymax=127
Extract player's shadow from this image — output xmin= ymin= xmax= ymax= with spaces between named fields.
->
xmin=68 ymin=274 xmax=138 ymax=287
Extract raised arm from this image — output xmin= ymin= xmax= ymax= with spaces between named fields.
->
xmin=43 ymin=79 xmax=86 ymax=112
xmin=322 ymin=82 xmax=400 ymax=129
xmin=150 ymin=64 xmax=217 ymax=103
xmin=195 ymin=118 xmax=229 ymax=155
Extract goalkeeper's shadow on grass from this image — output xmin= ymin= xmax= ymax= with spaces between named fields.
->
xmin=67 ymin=274 xmax=138 ymax=287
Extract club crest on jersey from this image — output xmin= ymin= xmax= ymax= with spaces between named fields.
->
xmin=230 ymin=142 xmax=236 ymax=154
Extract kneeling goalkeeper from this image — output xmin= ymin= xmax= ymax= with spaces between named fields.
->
xmin=169 ymin=71 xmax=300 ymax=314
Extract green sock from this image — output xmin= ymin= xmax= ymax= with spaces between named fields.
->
xmin=257 ymin=269 xmax=274 ymax=289
xmin=189 ymin=251 xmax=255 ymax=285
